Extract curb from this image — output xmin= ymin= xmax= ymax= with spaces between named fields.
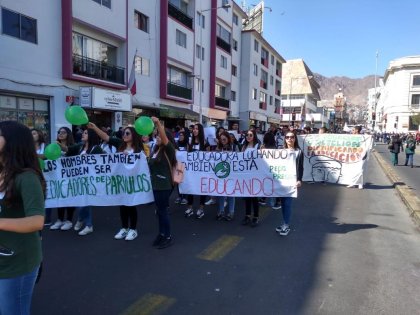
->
xmin=373 ymin=150 xmax=420 ymax=227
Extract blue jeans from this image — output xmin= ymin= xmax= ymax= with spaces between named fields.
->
xmin=0 ymin=266 xmax=39 ymax=315
xmin=281 ymin=197 xmax=293 ymax=225
xmin=153 ymin=189 xmax=173 ymax=238
xmin=77 ymin=206 xmax=92 ymax=227
xmin=405 ymin=153 xmax=414 ymax=167
xmin=216 ymin=196 xmax=235 ymax=216
xmin=391 ymin=152 xmax=399 ymax=165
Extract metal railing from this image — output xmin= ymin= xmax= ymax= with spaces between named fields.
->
xmin=215 ymin=96 xmax=230 ymax=109
xmin=72 ymin=54 xmax=125 ymax=85
xmin=216 ymin=37 xmax=231 ymax=53
xmin=167 ymin=82 xmax=192 ymax=100
xmin=168 ymin=3 xmax=193 ymax=29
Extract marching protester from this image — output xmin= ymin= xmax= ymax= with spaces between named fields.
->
xmin=241 ymin=129 xmax=261 ymax=227
xmin=148 ymin=117 xmax=176 ymax=249
xmin=65 ymin=128 xmax=104 ymax=236
xmin=88 ymin=122 xmax=145 ymax=241
xmin=50 ymin=127 xmax=76 ymax=231
xmin=174 ymin=130 xmax=189 ymax=205
xmin=404 ymin=134 xmax=416 ymax=168
xmin=184 ymin=123 xmax=209 ymax=219
xmin=347 ymin=125 xmax=365 ymax=189
xmin=215 ymin=131 xmax=237 ymax=221
xmin=389 ymin=134 xmax=403 ymax=166
xmin=32 ymin=128 xmax=46 ymax=160
xmin=275 ymin=130 xmax=303 ymax=236
xmin=0 ymin=121 xmax=45 ymax=315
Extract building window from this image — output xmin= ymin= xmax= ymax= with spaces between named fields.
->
xmin=232 ymin=65 xmax=237 ymax=76
xmin=231 ymin=90 xmax=236 ymax=101
xmin=222 ymin=0 xmax=229 ymax=11
xmin=216 ymin=84 xmax=227 ymax=98
xmin=253 ymin=64 xmax=258 ymax=76
xmin=260 ymin=91 xmax=267 ymax=103
xmin=221 ymin=55 xmax=227 ymax=69
xmin=217 ymin=24 xmax=231 ymax=44
xmin=92 ymin=0 xmax=111 ymax=9
xmin=252 ymin=88 xmax=257 ymax=100
xmin=72 ymin=32 xmax=117 ymax=65
xmin=269 ymin=96 xmax=273 ymax=105
xmin=233 ymin=14 xmax=238 ymax=25
xmin=196 ymin=78 xmax=204 ymax=92
xmin=197 ymin=12 xmax=205 ymax=28
xmin=135 ymin=56 xmax=150 ymax=76
xmin=170 ymin=0 xmax=188 ymax=14
xmin=134 ymin=11 xmax=149 ymax=33
xmin=271 ymin=55 xmax=274 ymax=65
xmin=176 ymin=29 xmax=187 ymax=48
xmin=413 ymin=75 xmax=420 ymax=86
xmin=1 ymin=8 xmax=37 ymax=44
xmin=232 ymin=39 xmax=238 ymax=51
xmin=196 ymin=44 xmax=204 ymax=60
xmin=254 ymin=39 xmax=259 ymax=52
xmin=270 ymin=75 xmax=274 ymax=85
xmin=411 ymin=94 xmax=420 ymax=105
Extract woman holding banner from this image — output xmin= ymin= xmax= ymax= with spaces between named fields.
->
xmin=149 ymin=117 xmax=176 ymax=249
xmin=65 ymin=129 xmax=104 ymax=236
xmin=215 ymin=131 xmax=237 ymax=221
xmin=241 ymin=129 xmax=261 ymax=227
xmin=88 ymin=123 xmax=145 ymax=241
xmin=0 ymin=121 xmax=45 ymax=315
xmin=50 ymin=127 xmax=76 ymax=231
xmin=174 ymin=131 xmax=189 ymax=205
xmin=275 ymin=131 xmax=303 ymax=236
xmin=184 ymin=123 xmax=209 ymax=219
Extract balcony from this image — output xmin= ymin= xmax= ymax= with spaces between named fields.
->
xmin=260 ymin=80 xmax=267 ymax=89
xmin=167 ymin=82 xmax=192 ymax=100
xmin=168 ymin=2 xmax=193 ymax=29
xmin=276 ymin=89 xmax=281 ymax=96
xmin=275 ymin=106 xmax=281 ymax=114
xmin=72 ymin=54 xmax=125 ymax=85
xmin=215 ymin=96 xmax=230 ymax=109
xmin=276 ymin=69 xmax=281 ymax=77
xmin=259 ymin=102 xmax=267 ymax=110
xmin=261 ymin=58 xmax=268 ymax=68
xmin=216 ymin=37 xmax=231 ymax=53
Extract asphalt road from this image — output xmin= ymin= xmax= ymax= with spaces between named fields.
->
xmin=32 ymin=154 xmax=420 ymax=315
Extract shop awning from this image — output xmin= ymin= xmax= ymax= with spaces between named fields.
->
xmin=159 ymin=104 xmax=199 ymax=120
xmin=203 ymin=107 xmax=227 ymax=121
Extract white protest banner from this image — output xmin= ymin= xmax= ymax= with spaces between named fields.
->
xmin=177 ymin=149 xmax=298 ymax=198
xmin=298 ymin=134 xmax=373 ymax=185
xmin=204 ymin=126 xmax=217 ymax=146
xmin=43 ymin=152 xmax=154 ymax=208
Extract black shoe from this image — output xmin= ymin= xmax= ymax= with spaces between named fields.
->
xmin=215 ymin=213 xmax=224 ymax=221
xmin=158 ymin=237 xmax=173 ymax=249
xmin=152 ymin=234 xmax=164 ymax=247
xmin=224 ymin=214 xmax=233 ymax=221
xmin=241 ymin=216 xmax=251 ymax=225
xmin=250 ymin=217 xmax=259 ymax=227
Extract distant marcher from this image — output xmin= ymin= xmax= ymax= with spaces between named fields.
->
xmin=389 ymin=134 xmax=403 ymax=166
xmin=404 ymin=135 xmax=416 ymax=168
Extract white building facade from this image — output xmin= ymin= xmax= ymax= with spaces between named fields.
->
xmin=376 ymin=56 xmax=420 ymax=132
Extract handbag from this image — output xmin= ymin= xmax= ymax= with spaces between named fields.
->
xmin=163 ymin=151 xmax=185 ymax=185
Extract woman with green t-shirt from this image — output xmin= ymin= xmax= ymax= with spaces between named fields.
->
xmin=0 ymin=121 xmax=46 ymax=315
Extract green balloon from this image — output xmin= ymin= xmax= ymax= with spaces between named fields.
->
xmin=134 ymin=116 xmax=154 ymax=136
xmin=44 ymin=143 xmax=62 ymax=160
xmin=65 ymin=106 xmax=89 ymax=125
xmin=39 ymin=158 xmax=45 ymax=170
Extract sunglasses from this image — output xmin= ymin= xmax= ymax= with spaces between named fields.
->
xmin=246 ymin=134 xmax=253 ymax=137
xmin=57 ymin=131 xmax=67 ymax=135
xmin=285 ymin=135 xmax=295 ymax=139
xmin=124 ymin=132 xmax=131 ymax=136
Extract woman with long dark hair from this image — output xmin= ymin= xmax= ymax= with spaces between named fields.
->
xmin=88 ymin=122 xmax=144 ymax=241
xmin=149 ymin=117 xmax=177 ymax=249
xmin=63 ymin=128 xmax=103 ymax=236
xmin=185 ymin=123 xmax=209 ymax=219
xmin=275 ymin=131 xmax=303 ymax=236
xmin=0 ymin=121 xmax=45 ymax=314
xmin=241 ymin=129 xmax=261 ymax=227
xmin=31 ymin=128 xmax=46 ymax=159
xmin=174 ymin=131 xmax=189 ymax=205
xmin=50 ymin=126 xmax=76 ymax=231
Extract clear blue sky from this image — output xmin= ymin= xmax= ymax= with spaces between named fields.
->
xmin=253 ymin=0 xmax=420 ymax=78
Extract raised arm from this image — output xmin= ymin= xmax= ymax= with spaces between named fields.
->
xmin=151 ymin=117 xmax=168 ymax=146
xmin=88 ymin=122 xmax=110 ymax=143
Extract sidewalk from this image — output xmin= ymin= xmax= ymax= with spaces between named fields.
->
xmin=372 ymin=144 xmax=420 ymax=227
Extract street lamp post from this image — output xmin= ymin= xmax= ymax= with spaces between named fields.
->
xmin=373 ymin=51 xmax=379 ymax=131
xmin=198 ymin=3 xmax=231 ymax=124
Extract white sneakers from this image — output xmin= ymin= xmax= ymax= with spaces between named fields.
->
xmin=78 ymin=226 xmax=93 ymax=236
xmin=50 ymin=220 xmax=72 ymax=230
xmin=204 ymin=198 xmax=216 ymax=206
xmin=114 ymin=228 xmax=138 ymax=241
xmin=74 ymin=221 xmax=83 ymax=231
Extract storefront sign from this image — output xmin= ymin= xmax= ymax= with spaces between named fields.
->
xmin=249 ymin=111 xmax=267 ymax=122
xmin=267 ymin=117 xmax=280 ymax=124
xmin=0 ymin=95 xmax=17 ymax=109
xmin=79 ymin=87 xmax=92 ymax=108
xmin=92 ymin=88 xmax=132 ymax=112
xmin=18 ymin=98 xmax=34 ymax=110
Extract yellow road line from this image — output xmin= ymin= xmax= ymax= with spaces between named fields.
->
xmin=197 ymin=235 xmax=243 ymax=262
xmin=120 ymin=293 xmax=176 ymax=315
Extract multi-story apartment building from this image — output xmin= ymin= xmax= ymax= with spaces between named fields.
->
xmin=280 ymin=59 xmax=321 ymax=128
xmin=239 ymin=30 xmax=285 ymax=132
xmin=0 ymin=0 xmax=291 ymax=140
xmin=376 ymin=56 xmax=420 ymax=132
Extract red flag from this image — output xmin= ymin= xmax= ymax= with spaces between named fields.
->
xmin=128 ymin=57 xmax=136 ymax=95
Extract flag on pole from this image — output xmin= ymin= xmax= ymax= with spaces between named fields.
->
xmin=128 ymin=55 xmax=137 ymax=95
